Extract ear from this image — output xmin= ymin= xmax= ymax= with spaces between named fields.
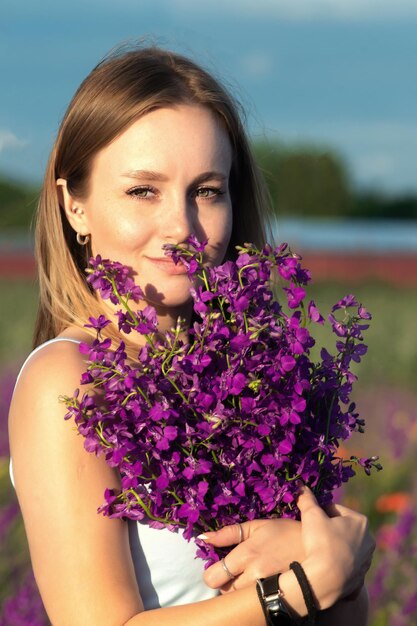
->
xmin=56 ymin=178 xmax=90 ymax=236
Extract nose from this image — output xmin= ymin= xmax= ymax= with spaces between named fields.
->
xmin=162 ymin=193 xmax=197 ymax=244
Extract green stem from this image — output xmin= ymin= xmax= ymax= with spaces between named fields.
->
xmin=127 ymin=489 xmax=180 ymax=525
xmin=121 ymin=392 xmax=136 ymax=407
xmin=199 ymin=267 xmax=210 ymax=292
xmin=166 ymin=375 xmax=193 ymax=409
xmin=167 ymin=491 xmax=185 ymax=506
xmin=137 ymin=385 xmax=152 ymax=407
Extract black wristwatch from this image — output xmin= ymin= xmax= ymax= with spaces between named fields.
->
xmin=256 ymin=574 xmax=295 ymax=625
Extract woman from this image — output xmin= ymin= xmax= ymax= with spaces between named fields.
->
xmin=8 ymin=45 xmax=374 ymax=625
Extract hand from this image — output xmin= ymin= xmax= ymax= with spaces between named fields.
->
xmin=202 ymin=518 xmax=305 ymax=592
xmin=295 ymin=487 xmax=375 ymax=609
xmin=202 ymin=486 xmax=375 ymax=610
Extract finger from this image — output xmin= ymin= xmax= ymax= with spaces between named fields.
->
xmin=198 ymin=521 xmax=254 ymax=547
xmin=219 ymin=577 xmax=239 ymax=594
xmin=325 ymin=503 xmax=363 ymax=518
xmin=216 ymin=563 xmax=268 ymax=593
xmin=297 ymin=486 xmax=328 ymax=519
xmin=323 ymin=503 xmax=341 ymax=518
xmin=203 ymin=553 xmax=243 ymax=589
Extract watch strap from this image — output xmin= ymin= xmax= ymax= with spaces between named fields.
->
xmin=256 ymin=574 xmax=295 ymax=625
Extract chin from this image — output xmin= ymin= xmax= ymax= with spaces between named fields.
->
xmin=144 ymin=288 xmax=193 ymax=313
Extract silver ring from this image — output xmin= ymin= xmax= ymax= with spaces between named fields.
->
xmin=221 ymin=557 xmax=235 ymax=580
xmin=236 ymin=523 xmax=243 ymax=544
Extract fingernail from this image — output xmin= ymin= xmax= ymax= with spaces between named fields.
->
xmin=197 ymin=534 xmax=209 ymax=541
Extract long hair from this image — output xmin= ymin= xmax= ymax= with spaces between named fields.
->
xmin=33 ymin=45 xmax=273 ymax=347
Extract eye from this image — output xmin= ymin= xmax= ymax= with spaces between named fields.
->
xmin=195 ymin=186 xmax=225 ymax=199
xmin=126 ymin=186 xmax=157 ymax=199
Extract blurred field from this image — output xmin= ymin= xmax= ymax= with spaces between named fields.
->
xmin=1 ymin=276 xmax=417 ymax=624
xmin=308 ymin=280 xmax=417 ymax=389
xmin=0 ymin=280 xmax=38 ymax=367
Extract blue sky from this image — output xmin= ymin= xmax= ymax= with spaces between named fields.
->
xmin=2 ymin=0 xmax=417 ymax=193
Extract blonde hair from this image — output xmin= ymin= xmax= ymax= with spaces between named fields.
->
xmin=33 ymin=45 xmax=273 ymax=347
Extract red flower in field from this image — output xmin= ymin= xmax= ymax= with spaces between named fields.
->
xmin=375 ymin=491 xmax=411 ymax=514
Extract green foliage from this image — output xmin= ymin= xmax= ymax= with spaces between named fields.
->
xmin=307 ymin=281 xmax=417 ymax=390
xmin=0 ymin=176 xmax=39 ymax=230
xmin=252 ymin=140 xmax=417 ymax=220
xmin=351 ymin=191 xmax=417 ymax=220
xmin=254 ymin=141 xmax=352 ymax=218
xmin=0 ymin=280 xmax=38 ymax=363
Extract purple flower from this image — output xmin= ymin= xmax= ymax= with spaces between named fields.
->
xmin=163 ymin=236 xmax=207 ymax=275
xmin=85 ymin=315 xmax=112 ymax=332
xmin=229 ymin=373 xmax=247 ymax=395
xmin=187 ymin=234 xmax=208 ymax=253
xmin=61 ymin=238 xmax=375 ymax=567
xmin=331 ymin=294 xmax=358 ymax=311
xmin=283 ymin=286 xmax=306 ymax=309
xmin=86 ymin=255 xmax=144 ymax=304
xmin=135 ymin=306 xmax=158 ymax=335
xmin=328 ymin=314 xmax=349 ymax=337
xmin=307 ymin=300 xmax=325 ymax=324
xmin=0 ymin=571 xmax=49 ymax=626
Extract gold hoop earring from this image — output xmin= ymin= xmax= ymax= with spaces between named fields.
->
xmin=76 ymin=232 xmax=90 ymax=246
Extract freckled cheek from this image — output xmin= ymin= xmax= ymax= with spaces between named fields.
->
xmin=117 ymin=222 xmax=152 ymax=250
xmin=91 ymin=215 xmax=153 ymax=256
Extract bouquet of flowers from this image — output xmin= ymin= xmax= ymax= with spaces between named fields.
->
xmin=62 ymin=237 xmax=380 ymax=563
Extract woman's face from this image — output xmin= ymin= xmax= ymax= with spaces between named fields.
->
xmin=65 ymin=104 xmax=233 ymax=315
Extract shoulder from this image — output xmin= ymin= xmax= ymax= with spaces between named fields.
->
xmin=8 ymin=330 xmax=123 ymax=540
xmin=8 ymin=334 xmax=93 ymax=491
xmin=11 ymin=338 xmax=85 ymax=409
xmin=12 ymin=327 xmax=92 ymax=403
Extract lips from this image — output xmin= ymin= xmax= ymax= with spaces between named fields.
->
xmin=146 ymin=256 xmax=189 ymax=275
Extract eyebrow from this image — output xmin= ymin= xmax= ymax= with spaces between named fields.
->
xmin=121 ymin=169 xmax=228 ymax=185
xmin=122 ymin=169 xmax=169 ymax=182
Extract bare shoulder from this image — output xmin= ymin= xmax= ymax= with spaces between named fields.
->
xmin=8 ymin=336 xmax=143 ymax=624
xmin=9 ymin=337 xmax=87 ymax=451
xmin=8 ymin=334 xmax=107 ymax=517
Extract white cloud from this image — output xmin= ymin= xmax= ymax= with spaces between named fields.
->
xmin=170 ymin=0 xmax=417 ymax=21
xmin=0 ymin=130 xmax=26 ymax=154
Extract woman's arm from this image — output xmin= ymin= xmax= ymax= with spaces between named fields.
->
xmin=9 ymin=342 xmax=144 ymax=625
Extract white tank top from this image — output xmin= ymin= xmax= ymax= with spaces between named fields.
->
xmin=9 ymin=338 xmax=217 ymax=609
